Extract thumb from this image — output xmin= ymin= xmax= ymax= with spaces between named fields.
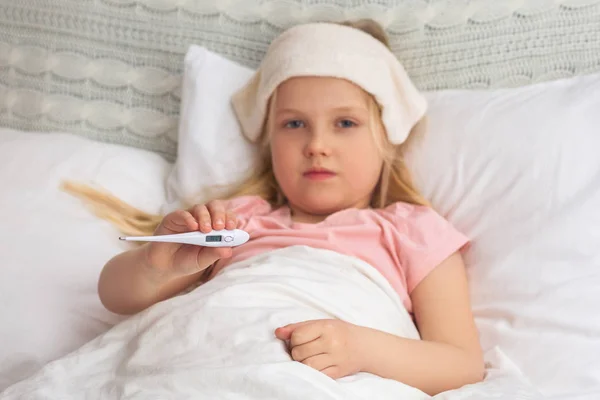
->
xmin=275 ymin=321 xmax=310 ymax=340
xmin=275 ymin=326 xmax=293 ymax=340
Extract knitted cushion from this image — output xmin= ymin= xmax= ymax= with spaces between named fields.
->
xmin=1 ymin=0 xmax=599 ymax=160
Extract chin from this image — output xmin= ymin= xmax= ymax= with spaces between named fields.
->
xmin=298 ymin=195 xmax=347 ymax=215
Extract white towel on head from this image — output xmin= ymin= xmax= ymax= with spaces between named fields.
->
xmin=231 ymin=22 xmax=427 ymax=145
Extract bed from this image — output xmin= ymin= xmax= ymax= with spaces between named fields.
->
xmin=1 ymin=1 xmax=600 ymax=399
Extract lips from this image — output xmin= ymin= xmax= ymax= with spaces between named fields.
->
xmin=303 ymin=168 xmax=336 ymax=180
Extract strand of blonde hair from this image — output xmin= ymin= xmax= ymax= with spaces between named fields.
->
xmin=61 ymin=181 xmax=163 ymax=238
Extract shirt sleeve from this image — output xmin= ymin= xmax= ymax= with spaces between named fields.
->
xmin=384 ymin=202 xmax=470 ymax=294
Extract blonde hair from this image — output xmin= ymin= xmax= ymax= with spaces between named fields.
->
xmin=62 ymin=19 xmax=428 ymax=238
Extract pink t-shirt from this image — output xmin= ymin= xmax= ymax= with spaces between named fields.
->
xmin=211 ymin=196 xmax=469 ymax=313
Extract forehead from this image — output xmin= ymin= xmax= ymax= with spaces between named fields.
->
xmin=274 ymin=77 xmax=370 ymax=111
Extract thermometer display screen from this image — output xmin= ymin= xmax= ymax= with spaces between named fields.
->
xmin=206 ymin=235 xmax=223 ymax=242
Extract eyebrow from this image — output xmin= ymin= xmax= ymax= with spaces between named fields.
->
xmin=275 ymin=106 xmax=368 ymax=115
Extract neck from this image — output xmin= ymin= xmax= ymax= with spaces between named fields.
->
xmin=287 ymin=196 xmax=373 ymax=224
xmin=289 ymin=208 xmax=328 ymax=224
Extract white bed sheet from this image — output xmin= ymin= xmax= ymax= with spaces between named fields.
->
xmin=0 ymin=128 xmax=172 ymax=390
xmin=1 ymin=242 xmax=542 ymax=399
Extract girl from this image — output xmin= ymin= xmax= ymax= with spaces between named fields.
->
xmin=64 ymin=20 xmax=484 ymax=396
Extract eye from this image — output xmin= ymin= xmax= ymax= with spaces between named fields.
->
xmin=284 ymin=120 xmax=305 ymax=129
xmin=337 ymin=119 xmax=358 ymax=128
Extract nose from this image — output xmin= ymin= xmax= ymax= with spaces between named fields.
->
xmin=304 ymin=128 xmax=332 ymax=158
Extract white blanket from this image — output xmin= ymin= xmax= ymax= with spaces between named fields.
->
xmin=1 ymin=246 xmax=542 ymax=399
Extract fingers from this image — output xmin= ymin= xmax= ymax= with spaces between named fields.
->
xmin=320 ymin=366 xmax=342 ymax=380
xmin=289 ymin=322 xmax=323 ymax=347
xmin=274 ymin=327 xmax=292 ymax=341
xmin=275 ymin=320 xmax=347 ymax=380
xmin=300 ymin=354 xmax=334 ymax=372
xmin=290 ymin=338 xmax=326 ymax=362
xmin=276 ymin=320 xmax=322 ymax=344
xmin=201 ymin=200 xmax=238 ymax=231
xmin=158 ymin=210 xmax=197 ymax=234
xmin=205 ymin=200 xmax=227 ymax=230
xmin=224 ymin=210 xmax=238 ymax=230
xmin=275 ymin=322 xmax=306 ymax=340
xmin=189 ymin=204 xmax=212 ymax=233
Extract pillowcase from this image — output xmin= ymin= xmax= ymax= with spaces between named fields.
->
xmin=0 ymin=129 xmax=172 ymax=391
xmin=167 ymin=46 xmax=600 ymax=397
xmin=164 ymin=45 xmax=255 ymax=213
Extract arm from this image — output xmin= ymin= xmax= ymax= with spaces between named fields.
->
xmin=97 ymin=243 xmax=206 ymax=315
xmin=98 ymin=201 xmax=239 ymax=315
xmin=358 ymin=252 xmax=484 ymax=395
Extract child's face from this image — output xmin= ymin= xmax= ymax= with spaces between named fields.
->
xmin=269 ymin=76 xmax=385 ymax=217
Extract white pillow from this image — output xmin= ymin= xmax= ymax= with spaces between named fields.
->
xmin=164 ymin=45 xmax=256 ymax=212
xmin=0 ymin=129 xmax=172 ymax=390
xmin=168 ymin=45 xmax=600 ymax=397
xmin=405 ymin=73 xmax=600 ymax=398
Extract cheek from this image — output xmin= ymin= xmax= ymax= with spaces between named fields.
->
xmin=344 ymin=137 xmax=383 ymax=180
xmin=270 ymin=137 xmax=297 ymax=182
xmin=271 ymin=137 xmax=291 ymax=166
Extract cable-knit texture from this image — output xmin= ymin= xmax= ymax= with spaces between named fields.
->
xmin=1 ymin=0 xmax=599 ymax=160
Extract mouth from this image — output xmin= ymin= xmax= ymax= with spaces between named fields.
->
xmin=303 ymin=168 xmax=336 ymax=181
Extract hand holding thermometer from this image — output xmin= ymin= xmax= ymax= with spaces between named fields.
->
xmin=119 ymin=229 xmax=250 ymax=247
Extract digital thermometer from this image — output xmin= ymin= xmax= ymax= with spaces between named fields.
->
xmin=119 ymin=229 xmax=250 ymax=247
